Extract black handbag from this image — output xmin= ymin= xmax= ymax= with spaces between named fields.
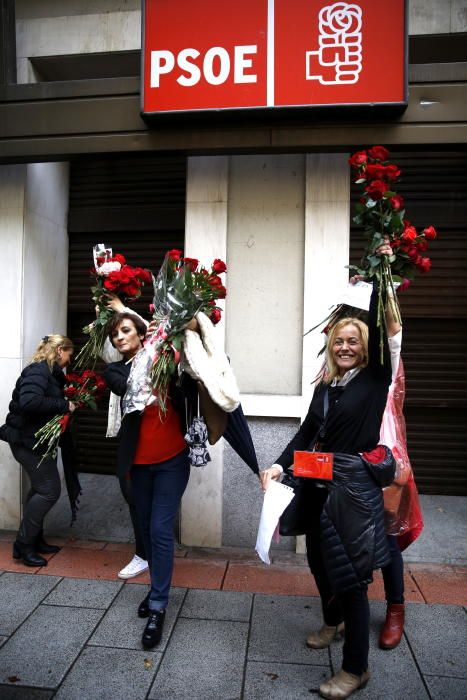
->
xmin=279 ymin=389 xmax=330 ymax=537
xmin=278 ymin=472 xmax=308 ymax=536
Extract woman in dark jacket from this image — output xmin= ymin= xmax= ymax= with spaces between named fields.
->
xmin=0 ymin=334 xmax=76 ymax=567
xmin=104 ymin=312 xmax=198 ymax=650
xmin=261 ymin=247 xmax=399 ymax=700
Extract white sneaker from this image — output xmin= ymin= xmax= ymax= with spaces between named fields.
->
xmin=118 ymin=554 xmax=149 ymax=580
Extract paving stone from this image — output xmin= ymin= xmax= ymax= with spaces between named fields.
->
xmin=43 ymin=577 xmax=122 ymax=609
xmin=403 ymin=603 xmax=467 ymax=678
xmin=180 ymin=589 xmax=253 ymax=622
xmin=149 ymin=618 xmax=248 ymax=700
xmin=172 ymin=557 xmax=227 ymax=589
xmin=36 ymin=547 xmax=130 ymax=580
xmin=0 ymin=573 xmax=61 ymax=635
xmin=55 ymin=646 xmax=160 ymax=700
xmin=408 ymin=564 xmax=467 ymax=605
xmin=424 ymin=675 xmax=467 ymax=699
xmin=248 ymin=594 xmax=328 ymax=665
xmin=88 ymin=584 xmax=185 ymax=651
xmin=330 ymin=600 xmax=429 ymax=700
xmin=0 ymin=687 xmax=54 ymax=699
xmin=243 ymin=661 xmax=328 ymax=699
xmin=223 ymin=562 xmax=317 ymax=596
xmin=0 ymin=605 xmax=103 ymax=689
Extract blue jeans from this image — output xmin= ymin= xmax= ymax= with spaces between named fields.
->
xmin=131 ymin=449 xmax=190 ymax=611
xmin=381 ymin=535 xmax=405 ymax=604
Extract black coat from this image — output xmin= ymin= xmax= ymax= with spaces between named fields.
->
xmin=104 ymin=360 xmax=197 ymax=477
xmin=0 ymin=360 xmax=68 ymax=452
xmin=319 ymin=449 xmax=395 ymax=594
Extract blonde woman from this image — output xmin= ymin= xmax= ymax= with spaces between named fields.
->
xmin=0 ymin=335 xmax=76 ymax=567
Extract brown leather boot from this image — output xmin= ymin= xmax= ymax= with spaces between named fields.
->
xmin=306 ymin=622 xmax=345 ymax=649
xmin=379 ymin=603 xmax=405 ymax=649
xmin=319 ymin=669 xmax=370 ymax=699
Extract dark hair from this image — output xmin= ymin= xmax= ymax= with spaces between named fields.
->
xmin=107 ymin=312 xmax=147 ymax=348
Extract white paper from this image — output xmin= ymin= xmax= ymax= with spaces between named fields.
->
xmin=336 ymin=280 xmax=373 ymax=311
xmin=255 ymin=480 xmax=295 ymax=565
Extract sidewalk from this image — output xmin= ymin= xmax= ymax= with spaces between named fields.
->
xmin=0 ymin=534 xmax=466 ymax=699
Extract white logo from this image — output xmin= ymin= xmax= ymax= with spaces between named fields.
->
xmin=306 ymin=2 xmax=363 ymax=86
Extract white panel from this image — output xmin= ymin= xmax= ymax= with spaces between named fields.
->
xmin=0 ymin=360 xmax=22 ymax=529
xmin=181 ymin=156 xmax=229 ymax=548
xmin=226 ymin=155 xmax=305 ymax=396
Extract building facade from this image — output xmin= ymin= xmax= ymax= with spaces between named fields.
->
xmin=0 ymin=0 xmax=466 ymax=548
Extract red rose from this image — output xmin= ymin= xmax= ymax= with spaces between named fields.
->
xmin=417 ymin=239 xmax=428 ymax=252
xmin=183 ymin=257 xmax=199 ymax=272
xmin=423 ymin=225 xmax=437 ymax=240
xmin=210 ymin=308 xmax=222 ymax=325
xmin=216 ymin=285 xmax=227 ymax=299
xmin=390 ymin=238 xmax=401 ymax=249
xmin=349 ymin=150 xmax=368 ymax=168
xmin=365 ymin=163 xmax=386 ymax=180
xmin=398 ymin=278 xmax=411 ymax=293
xmin=406 ymin=246 xmax=419 ymax=261
xmin=364 ymin=180 xmax=389 ymax=200
xmin=212 ymin=258 xmax=227 ymax=274
xmin=402 ymin=226 xmax=417 ymax=242
xmin=149 ymin=303 xmax=155 ymax=313
xmin=389 ymin=194 xmax=404 ymax=210
xmin=368 ymin=145 xmax=390 ymax=161
xmin=64 ymin=386 xmax=78 ymax=399
xmin=384 ymin=164 xmax=401 ymax=181
xmin=209 ymin=274 xmax=223 ymax=288
xmin=123 ymin=283 xmax=140 ymax=298
xmin=103 ymin=278 xmax=118 ymax=291
xmin=418 ymin=256 xmax=432 ymax=273
xmin=112 ymin=254 xmax=126 ymax=266
xmin=167 ymin=249 xmax=183 ymax=261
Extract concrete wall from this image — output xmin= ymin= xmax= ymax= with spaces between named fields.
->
xmin=0 ymin=162 xmax=69 ymax=530
xmin=14 ymin=1 xmax=467 ymax=82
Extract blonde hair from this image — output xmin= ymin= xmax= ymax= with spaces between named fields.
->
xmin=325 ymin=318 xmax=369 ymax=383
xmin=31 ymin=334 xmax=74 ymax=371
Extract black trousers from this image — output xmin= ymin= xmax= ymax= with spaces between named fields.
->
xmin=381 ymin=535 xmax=404 ymax=604
xmin=305 ymin=483 xmax=369 ymax=676
xmin=118 ymin=474 xmax=146 ymax=560
xmin=11 ymin=443 xmax=61 ymax=545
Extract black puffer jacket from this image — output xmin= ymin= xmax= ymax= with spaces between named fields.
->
xmin=0 ymin=360 xmax=68 ymax=451
xmin=319 ymin=448 xmax=396 ymax=594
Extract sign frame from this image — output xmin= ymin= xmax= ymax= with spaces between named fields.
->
xmin=140 ymin=0 xmax=408 ymax=121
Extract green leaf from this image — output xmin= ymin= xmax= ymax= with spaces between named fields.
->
xmin=367 ymin=255 xmax=381 ymax=268
xmin=366 ymin=200 xmax=377 ymax=209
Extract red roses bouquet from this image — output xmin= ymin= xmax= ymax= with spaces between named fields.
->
xmin=34 ymin=370 xmax=106 ymax=464
xmin=74 ymin=244 xmax=152 ymax=369
xmin=348 ymin=145 xmax=438 ymax=356
xmin=122 ymin=249 xmax=227 ymax=415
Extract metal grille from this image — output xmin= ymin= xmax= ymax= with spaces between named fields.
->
xmin=351 ymin=150 xmax=467 ymax=495
xmin=67 ymin=155 xmax=186 ymax=474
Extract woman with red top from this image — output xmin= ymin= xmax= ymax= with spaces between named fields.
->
xmin=104 ymin=312 xmax=197 ymax=649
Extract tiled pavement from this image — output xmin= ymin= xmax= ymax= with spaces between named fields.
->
xmin=0 ymin=533 xmax=465 ymax=699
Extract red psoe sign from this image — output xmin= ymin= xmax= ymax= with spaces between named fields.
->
xmin=141 ymin=0 xmax=407 ymax=116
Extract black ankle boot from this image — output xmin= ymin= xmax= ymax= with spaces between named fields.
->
xmin=36 ymin=531 xmax=61 ymax=555
xmin=142 ymin=610 xmax=166 ymax=648
xmin=138 ymin=593 xmax=151 ymax=619
xmin=13 ymin=541 xmax=47 ymax=567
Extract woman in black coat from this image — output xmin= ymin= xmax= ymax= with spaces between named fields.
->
xmin=0 ymin=334 xmax=76 ymax=567
xmin=261 ymin=246 xmax=399 ymax=700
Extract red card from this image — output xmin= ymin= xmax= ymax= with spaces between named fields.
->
xmin=293 ymin=451 xmax=333 ymax=480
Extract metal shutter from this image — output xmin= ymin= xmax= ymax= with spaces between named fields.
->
xmin=351 ymin=151 xmax=467 ymax=495
xmin=67 ymin=155 xmax=186 ymax=475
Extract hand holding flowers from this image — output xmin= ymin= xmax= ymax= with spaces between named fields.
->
xmin=34 ymin=370 xmax=106 ymax=464
xmin=74 ymin=244 xmax=152 ymax=369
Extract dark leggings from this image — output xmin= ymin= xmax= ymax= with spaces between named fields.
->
xmin=11 ymin=443 xmax=61 ymax=545
xmin=305 ymin=485 xmax=370 ymax=676
xmin=118 ymin=474 xmax=146 ymax=560
xmin=381 ymin=535 xmax=404 ymax=604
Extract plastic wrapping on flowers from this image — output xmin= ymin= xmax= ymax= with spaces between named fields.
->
xmin=122 ymin=250 xmax=226 ymax=416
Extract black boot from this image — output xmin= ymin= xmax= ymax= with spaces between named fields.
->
xmin=13 ymin=541 xmax=47 ymax=567
xmin=142 ymin=610 xmax=166 ymax=648
xmin=36 ymin=531 xmax=61 ymax=555
xmin=138 ymin=593 xmax=151 ymax=618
